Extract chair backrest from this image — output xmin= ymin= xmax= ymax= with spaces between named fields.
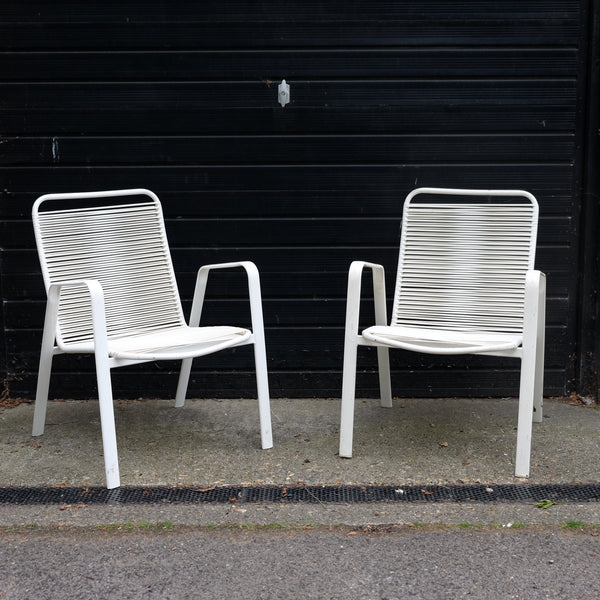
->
xmin=33 ymin=189 xmax=185 ymax=347
xmin=391 ymin=188 xmax=539 ymax=334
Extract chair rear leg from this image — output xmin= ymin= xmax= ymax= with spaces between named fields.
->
xmin=532 ymin=340 xmax=544 ymax=423
xmin=175 ymin=358 xmax=193 ymax=408
xmin=32 ymin=350 xmax=53 ymax=436
xmin=377 ymin=347 xmax=392 ymax=408
xmin=339 ymin=339 xmax=359 ymax=458
xmin=532 ymin=297 xmax=546 ymax=424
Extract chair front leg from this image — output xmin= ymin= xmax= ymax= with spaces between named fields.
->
xmin=95 ymin=352 xmax=120 ymax=489
xmin=252 ymin=331 xmax=273 ymax=450
xmin=339 ymin=261 xmax=382 ymax=458
xmin=179 ymin=261 xmax=273 ymax=449
xmin=339 ymin=335 xmax=359 ymax=458
xmin=243 ymin=262 xmax=273 ymax=449
xmin=514 ymin=270 xmax=546 ymax=478
xmin=86 ymin=280 xmax=120 ymax=489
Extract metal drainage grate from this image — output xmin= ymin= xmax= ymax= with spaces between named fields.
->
xmin=0 ymin=484 xmax=599 ymax=505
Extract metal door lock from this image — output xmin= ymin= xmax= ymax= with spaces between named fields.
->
xmin=278 ymin=79 xmax=290 ymax=107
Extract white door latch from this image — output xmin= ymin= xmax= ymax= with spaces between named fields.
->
xmin=278 ymin=79 xmax=290 ymax=107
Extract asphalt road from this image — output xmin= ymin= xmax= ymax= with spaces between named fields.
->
xmin=2 ymin=526 xmax=600 ymax=599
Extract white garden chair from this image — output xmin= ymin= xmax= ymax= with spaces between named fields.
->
xmin=32 ymin=188 xmax=273 ymax=488
xmin=339 ymin=187 xmax=545 ymax=478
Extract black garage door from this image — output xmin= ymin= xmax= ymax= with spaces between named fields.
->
xmin=0 ymin=1 xmax=593 ymax=399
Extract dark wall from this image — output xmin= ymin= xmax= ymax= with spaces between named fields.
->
xmin=0 ymin=1 xmax=590 ymax=399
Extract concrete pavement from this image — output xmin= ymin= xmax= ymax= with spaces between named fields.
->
xmin=1 ymin=396 xmax=599 ymax=527
xmin=3 ymin=527 xmax=600 ymax=600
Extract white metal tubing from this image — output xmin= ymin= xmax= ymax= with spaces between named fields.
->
xmin=339 ymin=337 xmax=359 ymax=459
xmin=32 ymin=279 xmax=121 ymax=488
xmin=532 ymin=273 xmax=546 ymax=423
xmin=240 ymin=262 xmax=273 ymax=449
xmin=339 ymin=261 xmax=389 ymax=457
xmin=174 ymin=358 xmax=194 ymax=408
xmin=175 ymin=262 xmax=273 ymax=449
xmin=84 ymin=279 xmax=121 ymax=489
xmin=32 ymin=284 xmax=61 ymax=436
xmin=514 ymin=270 xmax=546 ymax=478
xmin=175 ymin=261 xmax=244 ymax=408
xmin=376 ymin=347 xmax=392 ymax=408
xmin=371 ymin=263 xmax=392 ymax=407
xmin=404 ymin=187 xmax=538 ymax=208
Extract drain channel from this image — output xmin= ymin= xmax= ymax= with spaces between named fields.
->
xmin=0 ymin=484 xmax=599 ymax=505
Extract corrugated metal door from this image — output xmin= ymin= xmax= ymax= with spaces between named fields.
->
xmin=0 ymin=1 xmax=590 ymax=399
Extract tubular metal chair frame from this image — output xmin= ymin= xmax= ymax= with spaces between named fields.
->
xmin=32 ymin=188 xmax=273 ymax=488
xmin=339 ymin=187 xmax=546 ymax=478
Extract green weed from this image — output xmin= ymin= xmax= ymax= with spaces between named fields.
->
xmin=535 ymin=499 xmax=563 ymax=510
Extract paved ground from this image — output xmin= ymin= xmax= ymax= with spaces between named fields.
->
xmin=2 ymin=397 xmax=600 ymax=488
xmin=0 ymin=396 xmax=599 ymax=528
xmin=2 ymin=525 xmax=600 ymax=599
xmin=2 ymin=397 xmax=600 ymax=599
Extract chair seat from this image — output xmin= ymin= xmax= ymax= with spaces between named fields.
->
xmin=60 ymin=325 xmax=251 ymax=360
xmin=362 ymin=325 xmax=522 ymax=355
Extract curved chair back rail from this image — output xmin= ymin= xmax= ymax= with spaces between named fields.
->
xmin=393 ymin=188 xmax=538 ymax=334
xmin=33 ymin=189 xmax=184 ymax=349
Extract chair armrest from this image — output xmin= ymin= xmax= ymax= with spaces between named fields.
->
xmin=45 ymin=279 xmax=109 ymax=353
xmin=189 ymin=262 xmax=264 ymax=333
xmin=523 ymin=270 xmax=546 ymax=343
xmin=345 ymin=261 xmax=388 ymax=337
xmin=48 ymin=278 xmax=103 ymax=294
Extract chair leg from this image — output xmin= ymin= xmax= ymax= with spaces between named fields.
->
xmin=32 ymin=349 xmax=53 ymax=437
xmin=94 ymin=355 xmax=120 ymax=489
xmin=242 ymin=262 xmax=273 ymax=450
xmin=174 ymin=358 xmax=193 ymax=408
xmin=515 ymin=270 xmax=546 ymax=477
xmin=339 ymin=339 xmax=359 ymax=458
xmin=532 ymin=293 xmax=546 ymax=424
xmin=377 ymin=347 xmax=392 ymax=408
xmin=514 ymin=356 xmax=535 ymax=478
xmin=32 ymin=294 xmax=60 ymax=437
xmin=253 ymin=337 xmax=273 ymax=450
xmin=532 ymin=339 xmax=544 ymax=423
